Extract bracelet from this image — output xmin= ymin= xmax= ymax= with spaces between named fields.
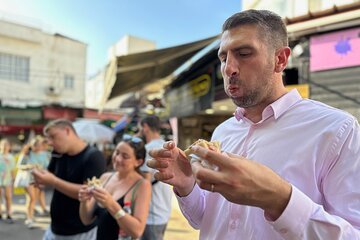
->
xmin=113 ymin=209 xmax=126 ymax=220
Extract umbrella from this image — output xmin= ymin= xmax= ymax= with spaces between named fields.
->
xmin=73 ymin=120 xmax=115 ymax=144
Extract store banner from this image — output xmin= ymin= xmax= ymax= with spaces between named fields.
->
xmin=43 ymin=107 xmax=80 ymax=121
xmin=310 ymin=27 xmax=360 ymax=72
xmin=165 ymin=73 xmax=213 ymax=118
xmin=83 ymin=109 xmax=121 ymax=121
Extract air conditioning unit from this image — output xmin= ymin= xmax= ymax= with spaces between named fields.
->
xmin=45 ymin=86 xmax=61 ymax=96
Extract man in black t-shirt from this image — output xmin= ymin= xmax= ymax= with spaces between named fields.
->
xmin=33 ymin=119 xmax=106 ymax=240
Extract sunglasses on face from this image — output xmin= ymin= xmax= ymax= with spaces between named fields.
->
xmin=122 ymin=134 xmax=143 ymax=143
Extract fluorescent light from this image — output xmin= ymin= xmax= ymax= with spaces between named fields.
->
xmin=205 ymin=109 xmax=214 ymax=114
xmin=219 ymin=105 xmax=228 ymax=111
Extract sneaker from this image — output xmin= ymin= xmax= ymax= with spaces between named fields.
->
xmin=40 ymin=209 xmax=50 ymax=216
xmin=25 ymin=219 xmax=35 ymax=229
xmin=34 ymin=209 xmax=41 ymax=216
xmin=5 ymin=215 xmax=14 ymax=224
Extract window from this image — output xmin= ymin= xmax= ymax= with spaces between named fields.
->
xmin=64 ymin=74 xmax=74 ymax=89
xmin=0 ymin=53 xmax=30 ymax=82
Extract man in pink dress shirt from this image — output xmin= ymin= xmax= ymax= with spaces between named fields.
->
xmin=148 ymin=9 xmax=360 ymax=239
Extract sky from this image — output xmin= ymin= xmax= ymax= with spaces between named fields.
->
xmin=0 ymin=0 xmax=242 ymax=77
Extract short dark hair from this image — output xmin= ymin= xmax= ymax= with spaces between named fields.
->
xmin=222 ymin=9 xmax=288 ymax=50
xmin=140 ymin=115 xmax=161 ymax=132
xmin=43 ymin=119 xmax=77 ymax=135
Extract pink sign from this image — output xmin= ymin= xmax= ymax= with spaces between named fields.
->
xmin=310 ymin=27 xmax=360 ymax=72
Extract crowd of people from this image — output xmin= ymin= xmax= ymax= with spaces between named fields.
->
xmin=1 ymin=9 xmax=360 ymax=240
xmin=1 ymin=116 xmax=173 ymax=240
xmin=148 ymin=9 xmax=360 ymax=240
xmin=30 ymin=117 xmax=173 ymax=240
xmin=0 ymin=136 xmax=51 ymax=227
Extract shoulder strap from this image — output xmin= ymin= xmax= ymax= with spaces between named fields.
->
xmin=130 ymin=179 xmax=144 ymax=214
xmin=102 ymin=171 xmax=116 ymax=188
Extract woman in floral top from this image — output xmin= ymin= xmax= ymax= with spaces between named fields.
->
xmin=0 ymin=138 xmax=16 ymax=223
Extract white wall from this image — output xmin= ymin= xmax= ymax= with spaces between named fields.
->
xmin=0 ymin=19 xmax=87 ymax=107
xmin=107 ymin=35 xmax=156 ymax=59
xmin=87 ymin=35 xmax=156 ymax=110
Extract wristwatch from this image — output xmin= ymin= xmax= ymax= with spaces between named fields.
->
xmin=113 ymin=209 xmax=126 ymax=220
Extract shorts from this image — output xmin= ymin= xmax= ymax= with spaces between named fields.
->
xmin=140 ymin=224 xmax=167 ymax=240
xmin=42 ymin=226 xmax=97 ymax=240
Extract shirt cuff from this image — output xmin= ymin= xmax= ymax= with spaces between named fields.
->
xmin=267 ymin=185 xmax=314 ymax=239
xmin=174 ymin=184 xmax=203 ymax=213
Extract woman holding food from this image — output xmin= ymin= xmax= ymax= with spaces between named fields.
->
xmin=23 ymin=136 xmax=51 ymax=228
xmin=79 ymin=135 xmax=151 ymax=240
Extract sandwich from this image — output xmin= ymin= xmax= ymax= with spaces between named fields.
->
xmin=183 ymin=139 xmax=221 ymax=170
xmin=87 ymin=176 xmax=102 ymax=190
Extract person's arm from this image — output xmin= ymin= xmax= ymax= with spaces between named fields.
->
xmin=191 ymin=118 xmax=360 ymax=239
xmin=147 ymin=141 xmax=195 ymax=195
xmin=79 ymin=184 xmax=97 ymax=225
xmin=90 ymin=178 xmax=152 ymax=238
xmin=268 ymin=119 xmax=360 ymax=239
xmin=147 ymin=141 xmax=203 ymax=227
xmin=107 ymin=180 xmax=152 ymax=238
xmin=32 ymin=169 xmax=82 ymax=199
xmin=175 ymin=183 xmax=207 ymax=229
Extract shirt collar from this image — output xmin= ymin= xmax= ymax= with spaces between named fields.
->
xmin=234 ymin=89 xmax=302 ymax=122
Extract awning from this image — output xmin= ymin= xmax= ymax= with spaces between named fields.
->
xmin=103 ymin=35 xmax=219 ymax=101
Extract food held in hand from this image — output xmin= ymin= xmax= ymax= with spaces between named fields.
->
xmin=87 ymin=176 xmax=102 ymax=190
xmin=18 ymin=164 xmax=42 ymax=171
xmin=183 ymin=139 xmax=221 ymax=170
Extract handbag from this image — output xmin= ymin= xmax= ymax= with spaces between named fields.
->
xmin=14 ymin=153 xmax=34 ymax=188
xmin=14 ymin=168 xmax=33 ymax=188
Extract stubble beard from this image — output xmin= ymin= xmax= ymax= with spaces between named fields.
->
xmin=228 ymin=61 xmax=274 ymax=108
xmin=230 ymin=90 xmax=259 ymax=108
xmin=227 ymin=76 xmax=262 ymax=108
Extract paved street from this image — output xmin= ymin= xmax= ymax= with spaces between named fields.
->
xmin=0 ymin=188 xmax=199 ymax=240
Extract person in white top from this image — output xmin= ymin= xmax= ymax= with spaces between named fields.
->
xmin=139 ymin=115 xmax=172 ymax=240
xmin=147 ymin=9 xmax=360 ymax=240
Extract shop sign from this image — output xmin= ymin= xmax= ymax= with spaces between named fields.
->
xmin=0 ymin=107 xmax=42 ymax=120
xmin=310 ymin=27 xmax=360 ymax=72
xmin=43 ymin=107 xmax=80 ymax=121
xmin=0 ymin=125 xmax=44 ymax=134
xmin=165 ymin=73 xmax=213 ymax=117
xmin=83 ymin=109 xmax=121 ymax=121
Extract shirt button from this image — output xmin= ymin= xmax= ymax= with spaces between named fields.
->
xmin=279 ymin=228 xmax=288 ymax=234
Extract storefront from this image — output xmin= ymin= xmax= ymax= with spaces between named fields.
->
xmin=0 ymin=106 xmax=43 ymax=143
xmin=42 ymin=106 xmax=81 ymax=121
xmin=308 ymin=26 xmax=360 ymax=120
xmin=164 ymin=47 xmax=232 ymax=149
xmin=286 ymin=4 xmax=360 ymax=120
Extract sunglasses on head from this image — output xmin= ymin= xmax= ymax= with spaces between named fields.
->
xmin=122 ymin=134 xmax=143 ymax=143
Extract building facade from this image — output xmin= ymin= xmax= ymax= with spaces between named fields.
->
xmin=0 ymin=16 xmax=87 ymax=139
xmin=86 ymin=35 xmax=156 ymax=110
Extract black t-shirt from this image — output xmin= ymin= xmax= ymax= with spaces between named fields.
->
xmin=48 ymin=145 xmax=106 ymax=235
xmin=95 ymin=196 xmax=125 ymax=240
